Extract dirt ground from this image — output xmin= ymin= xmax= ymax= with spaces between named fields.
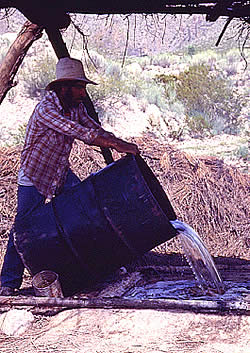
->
xmin=0 ymin=307 xmax=249 ymax=353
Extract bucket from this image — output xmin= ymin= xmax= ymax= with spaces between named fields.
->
xmin=32 ymin=270 xmax=64 ymax=297
xmin=14 ymin=155 xmax=178 ymax=296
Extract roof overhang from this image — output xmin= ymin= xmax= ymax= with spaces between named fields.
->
xmin=1 ymin=1 xmax=249 ymax=29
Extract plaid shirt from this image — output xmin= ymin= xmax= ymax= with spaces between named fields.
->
xmin=20 ymin=91 xmax=103 ymax=199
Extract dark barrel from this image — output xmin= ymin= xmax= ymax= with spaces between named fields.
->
xmin=14 ymin=155 xmax=177 ymax=296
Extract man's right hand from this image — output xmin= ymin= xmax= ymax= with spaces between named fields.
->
xmin=111 ymin=138 xmax=140 ymax=155
xmin=92 ymin=131 xmax=140 ymax=155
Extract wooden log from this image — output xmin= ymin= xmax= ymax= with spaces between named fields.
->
xmin=0 ymin=296 xmax=249 ymax=314
xmin=0 ymin=21 xmax=43 ymax=105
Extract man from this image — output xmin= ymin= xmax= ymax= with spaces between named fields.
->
xmin=0 ymin=57 xmax=139 ymax=295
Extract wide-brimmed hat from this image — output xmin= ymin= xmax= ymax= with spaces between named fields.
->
xmin=46 ymin=57 xmax=97 ymax=90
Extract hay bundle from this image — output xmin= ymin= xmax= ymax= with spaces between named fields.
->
xmin=0 ymin=135 xmax=249 ymax=259
xmin=134 ymin=136 xmax=249 ymax=258
xmin=0 ymin=146 xmax=21 ymax=238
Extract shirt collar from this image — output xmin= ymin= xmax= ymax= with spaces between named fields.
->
xmin=45 ymin=91 xmax=64 ymax=112
xmin=45 ymin=91 xmax=84 ymax=116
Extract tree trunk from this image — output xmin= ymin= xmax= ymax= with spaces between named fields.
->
xmin=0 ymin=21 xmax=43 ymax=105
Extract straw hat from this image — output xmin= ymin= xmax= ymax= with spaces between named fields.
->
xmin=46 ymin=57 xmax=97 ymax=90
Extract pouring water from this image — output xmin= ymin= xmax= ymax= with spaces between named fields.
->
xmin=170 ymin=220 xmax=224 ymax=294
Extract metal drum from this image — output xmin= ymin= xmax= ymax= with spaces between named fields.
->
xmin=14 ymin=155 xmax=177 ymax=296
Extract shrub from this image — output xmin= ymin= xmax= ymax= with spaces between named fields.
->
xmin=89 ymin=74 xmax=126 ymax=101
xmin=177 ymin=64 xmax=243 ymax=135
xmin=21 ymin=55 xmax=56 ymax=98
xmin=236 ymin=145 xmax=249 ymax=160
xmin=155 ymin=74 xmax=177 ymax=103
xmin=152 ymin=53 xmax=181 ymax=67
xmin=187 ymin=45 xmax=196 ymax=56
xmin=135 ymin=56 xmax=151 ymax=69
xmin=105 ymin=61 xmax=122 ymax=78
xmin=0 ymin=36 xmax=11 ymax=63
xmin=185 ymin=111 xmax=211 ymax=137
xmin=143 ymin=83 xmax=166 ymax=109
xmin=189 ymin=50 xmax=218 ymax=66
xmin=89 ymin=63 xmax=167 ymax=112
xmin=88 ymin=50 xmax=107 ymax=73
xmin=9 ymin=123 xmax=27 ymax=146
xmin=6 ymin=87 xmax=17 ymax=103
xmin=156 ymin=64 xmax=244 ymax=137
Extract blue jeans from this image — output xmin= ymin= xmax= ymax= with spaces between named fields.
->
xmin=0 ymin=169 xmax=81 ymax=289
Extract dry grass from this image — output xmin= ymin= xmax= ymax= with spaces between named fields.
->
xmin=0 ymin=135 xmax=249 ymax=261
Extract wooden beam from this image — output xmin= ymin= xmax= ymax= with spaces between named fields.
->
xmin=45 ymin=28 xmax=69 ymax=59
xmin=0 ymin=295 xmax=248 ymax=314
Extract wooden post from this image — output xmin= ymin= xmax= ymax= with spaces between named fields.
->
xmin=0 ymin=21 xmax=43 ymax=105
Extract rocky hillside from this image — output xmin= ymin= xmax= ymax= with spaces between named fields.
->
xmin=0 ymin=10 xmax=249 ymax=173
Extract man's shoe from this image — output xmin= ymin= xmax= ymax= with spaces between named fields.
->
xmin=0 ymin=286 xmax=15 ymax=296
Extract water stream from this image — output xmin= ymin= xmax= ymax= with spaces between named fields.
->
xmin=170 ymin=219 xmax=224 ymax=293
xmin=124 ymin=220 xmax=249 ymax=308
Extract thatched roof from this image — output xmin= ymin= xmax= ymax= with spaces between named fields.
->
xmin=1 ymin=1 xmax=249 ymax=29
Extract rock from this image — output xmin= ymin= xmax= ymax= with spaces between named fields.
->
xmin=126 ymin=62 xmax=142 ymax=76
xmin=145 ymin=104 xmax=161 ymax=126
xmin=0 ymin=309 xmax=34 ymax=337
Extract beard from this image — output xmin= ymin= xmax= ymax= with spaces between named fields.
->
xmin=63 ymin=87 xmax=80 ymax=108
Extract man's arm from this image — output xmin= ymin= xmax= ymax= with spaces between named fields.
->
xmin=91 ymin=131 xmax=140 ymax=155
xmin=37 ymin=101 xmax=102 ymax=144
xmin=36 ymin=97 xmax=139 ymax=154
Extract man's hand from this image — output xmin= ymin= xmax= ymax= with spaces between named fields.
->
xmin=111 ymin=138 xmax=140 ymax=155
xmin=92 ymin=131 xmax=140 ymax=155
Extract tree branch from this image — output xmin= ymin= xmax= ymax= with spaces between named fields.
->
xmin=0 ymin=21 xmax=43 ymax=105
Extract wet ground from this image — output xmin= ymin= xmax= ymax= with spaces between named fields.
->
xmin=0 ymin=254 xmax=249 ymax=352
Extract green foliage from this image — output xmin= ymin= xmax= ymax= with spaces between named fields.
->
xmin=187 ymin=45 xmax=196 ymax=56
xmin=9 ymin=123 xmax=27 ymax=146
xmin=89 ymin=75 xmax=125 ymax=101
xmin=89 ymin=59 xmax=167 ymax=112
xmin=6 ymin=87 xmax=17 ymax=103
xmin=21 ymin=55 xmax=56 ymax=98
xmin=143 ymin=83 xmax=167 ymax=110
xmin=105 ymin=61 xmax=122 ymax=77
xmin=156 ymin=64 xmax=244 ymax=137
xmin=135 ymin=56 xmax=151 ymax=69
xmin=88 ymin=74 xmax=128 ymax=118
xmin=188 ymin=50 xmax=218 ymax=66
xmin=130 ymin=78 xmax=168 ymax=111
xmin=88 ymin=50 xmax=107 ymax=73
xmin=178 ymin=64 xmax=243 ymax=135
xmin=0 ymin=37 xmax=10 ymax=63
xmin=185 ymin=112 xmax=211 ymax=136
xmin=154 ymin=74 xmax=178 ymax=103
xmin=151 ymin=53 xmax=183 ymax=68
xmin=87 ymin=55 xmax=126 ymax=110
xmin=236 ymin=145 xmax=249 ymax=160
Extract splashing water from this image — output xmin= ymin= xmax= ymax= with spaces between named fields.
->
xmin=170 ymin=220 xmax=224 ymax=294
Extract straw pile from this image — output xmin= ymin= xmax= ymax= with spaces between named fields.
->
xmin=0 ymin=135 xmax=249 ymax=259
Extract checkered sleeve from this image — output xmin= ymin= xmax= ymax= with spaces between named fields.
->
xmin=36 ymin=100 xmax=102 ymax=144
